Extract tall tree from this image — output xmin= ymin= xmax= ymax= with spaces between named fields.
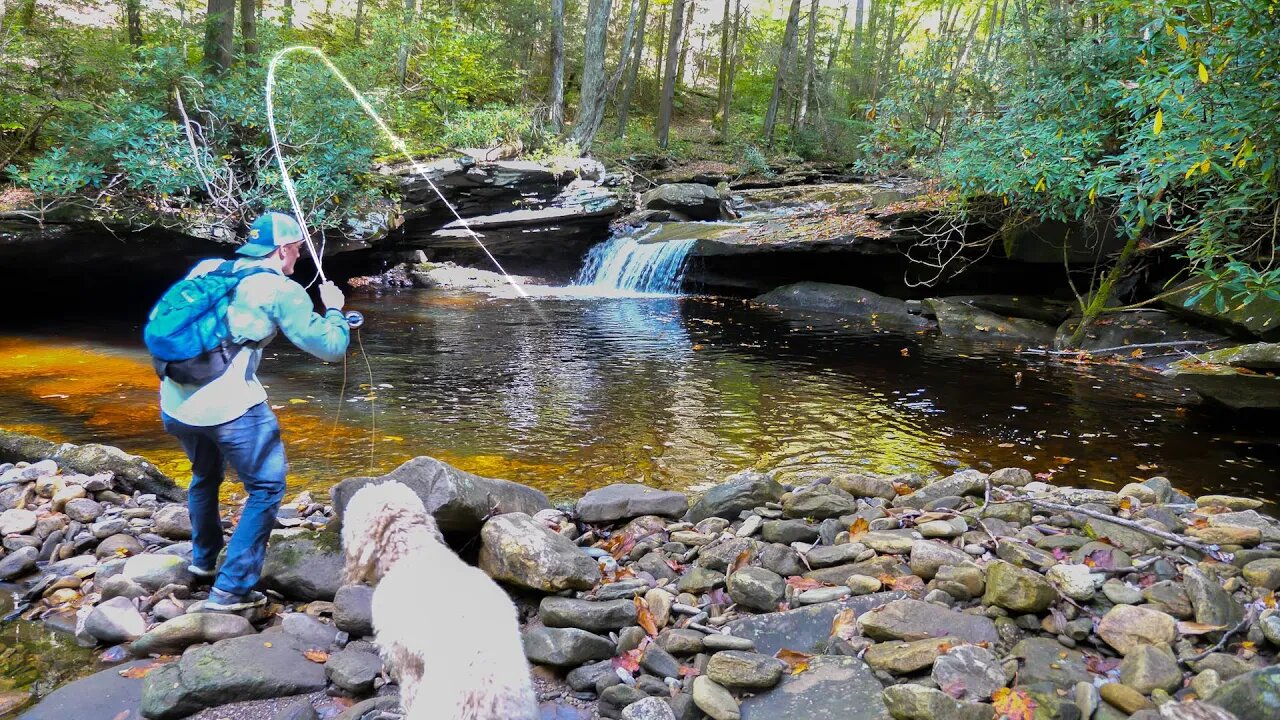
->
xmin=717 ymin=0 xmax=731 ymax=130
xmin=240 ymin=0 xmax=258 ymax=59
xmin=676 ymin=0 xmax=695 ymax=89
xmin=719 ymin=0 xmax=744 ymax=142
xmin=615 ymin=0 xmax=649 ymax=136
xmin=548 ymin=0 xmax=566 ymax=133
xmin=396 ymin=0 xmax=416 ymax=88
xmin=203 ymin=0 xmax=235 ymax=74
xmin=353 ymin=0 xmax=365 ymax=44
xmin=825 ymin=1 xmax=848 ymax=82
xmin=655 ymin=0 xmax=686 ymax=147
xmin=763 ymin=0 xmax=802 ymax=143
xmin=796 ymin=0 xmax=820 ymax=127
xmin=568 ymin=0 xmax=614 ymax=149
xmin=573 ymin=0 xmax=641 ymax=150
xmin=125 ymin=0 xmax=143 ymax=46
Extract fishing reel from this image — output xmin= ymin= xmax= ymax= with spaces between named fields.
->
xmin=345 ymin=310 xmax=365 ymax=328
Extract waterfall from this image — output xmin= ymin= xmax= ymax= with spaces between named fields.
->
xmin=572 ymin=229 xmax=696 ymax=295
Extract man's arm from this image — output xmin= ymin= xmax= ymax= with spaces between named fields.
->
xmin=270 ymin=278 xmax=350 ymax=362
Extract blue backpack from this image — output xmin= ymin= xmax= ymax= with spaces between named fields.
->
xmin=144 ymin=260 xmax=274 ymax=385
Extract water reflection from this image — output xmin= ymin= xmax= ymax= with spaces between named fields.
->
xmin=0 ymin=292 xmax=1275 ymax=502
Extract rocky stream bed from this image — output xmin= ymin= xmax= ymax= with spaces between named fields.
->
xmin=3 ymin=427 xmax=1280 ymax=720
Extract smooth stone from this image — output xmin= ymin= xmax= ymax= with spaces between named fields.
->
xmin=258 ymin=529 xmax=344 ymax=601
xmin=0 ymin=545 xmax=38 ymax=580
xmin=706 ymin=651 xmax=785 ymax=689
xmin=479 ymin=513 xmax=601 ymax=592
xmin=1010 ymin=638 xmax=1090 ymax=689
xmin=540 ymin=597 xmax=639 ymax=632
xmin=726 ymin=567 xmax=786 ymax=612
xmin=1183 ymin=565 xmax=1244 ymax=627
xmin=1101 ymin=578 xmax=1144 ymax=605
xmin=796 ymin=586 xmax=852 ymax=605
xmin=882 ymin=683 xmax=994 ymax=720
xmin=1118 ymin=644 xmax=1182 ymax=694
xmin=727 ymin=592 xmax=906 ymax=656
xmin=15 ymin=659 xmax=154 ymax=720
xmin=908 ymin=540 xmax=974 ymax=581
xmin=324 ymin=649 xmax=383 ymax=695
xmin=692 ymin=676 xmax=740 ymax=720
xmin=863 ymin=637 xmax=958 ymax=675
xmin=332 ymin=584 xmax=374 ymax=637
xmin=1096 ymin=605 xmax=1177 ymax=656
xmin=1046 ymin=564 xmax=1095 ymax=602
xmin=577 ymin=484 xmax=689 ymax=523
xmin=1242 ymin=558 xmax=1280 ymax=590
xmin=131 ymin=612 xmax=255 ymax=656
xmin=982 ymin=560 xmax=1056 ymax=613
xmin=931 ymin=644 xmax=1008 ymax=701
xmin=702 ymin=634 xmax=755 ymax=651
xmin=122 ymin=554 xmax=193 ymax=592
xmin=685 ymin=472 xmax=786 ymax=523
xmin=85 ymin=596 xmax=147 ymax=645
xmin=761 ymin=520 xmax=819 ymax=545
xmin=1099 ymin=683 xmax=1153 ymax=715
xmin=738 ymin=655 xmax=890 ymax=720
xmin=860 ymin=598 xmax=998 ymax=644
xmin=523 ymin=627 xmax=615 ymax=667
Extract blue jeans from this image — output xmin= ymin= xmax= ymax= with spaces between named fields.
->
xmin=162 ymin=402 xmax=287 ymax=596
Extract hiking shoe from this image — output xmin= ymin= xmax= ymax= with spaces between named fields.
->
xmin=206 ymin=588 xmax=268 ymax=612
xmin=188 ymin=564 xmax=216 ymax=580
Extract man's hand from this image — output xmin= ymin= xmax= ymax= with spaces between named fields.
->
xmin=319 ymin=281 xmax=345 ymax=312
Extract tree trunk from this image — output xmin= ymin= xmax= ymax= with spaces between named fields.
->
xmin=568 ymin=0 xmax=614 ymax=150
xmin=126 ymin=0 xmax=143 ymax=46
xmin=203 ymin=0 xmax=235 ymax=74
xmin=616 ymin=0 xmax=649 ymax=137
xmin=1016 ymin=0 xmax=1037 ymax=75
xmin=848 ymin=0 xmax=864 ymax=96
xmin=1068 ymin=233 xmax=1141 ymax=347
xmin=574 ymin=0 xmax=639 ymax=151
xmin=720 ymin=0 xmax=743 ymax=142
xmin=549 ymin=0 xmax=566 ymax=133
xmin=825 ymin=1 xmax=848 ymax=81
xmin=676 ymin=0 xmax=695 ymax=89
xmin=717 ymin=0 xmax=730 ymax=130
xmin=240 ymin=0 xmax=258 ymax=60
xmin=655 ymin=0 xmax=686 ymax=148
xmin=282 ymin=0 xmax=292 ymax=26
xmin=655 ymin=6 xmax=668 ymax=79
xmin=353 ymin=0 xmax=364 ymax=44
xmin=796 ymin=0 xmax=820 ymax=127
xmin=397 ymin=0 xmax=416 ymax=89
xmin=763 ymin=0 xmax=802 ymax=144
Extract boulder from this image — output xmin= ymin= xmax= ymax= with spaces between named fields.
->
xmin=522 ymin=627 xmax=615 ymax=667
xmin=16 ymin=659 xmax=155 ymax=720
xmin=738 ymin=656 xmax=890 ymax=720
xmin=0 ymin=545 xmax=38 ymax=580
xmin=332 ymin=456 xmax=550 ymax=534
xmin=727 ymin=592 xmax=907 ymax=656
xmin=479 ymin=512 xmax=600 ymax=592
xmin=706 ymin=651 xmax=785 ymax=689
xmin=122 ymin=554 xmax=193 ymax=593
xmin=1163 ymin=283 xmax=1280 ymax=341
xmin=152 ymin=506 xmax=192 ymax=540
xmin=576 ymin=484 xmax=688 ymax=523
xmin=0 ymin=431 xmax=184 ymax=502
xmin=258 ymin=529 xmax=344 ymax=601
xmin=139 ymin=634 xmax=327 ymax=719
xmin=1118 ymin=644 xmax=1183 ymax=695
xmin=726 ymin=567 xmax=786 ymax=612
xmin=882 ymin=684 xmax=994 ymax=720
xmin=1209 ymin=666 xmax=1280 ymax=720
xmin=894 ymin=470 xmax=989 ymax=509
xmin=131 ymin=613 xmax=256 ymax=656
xmin=333 ymin=584 xmax=374 ymax=637
xmin=325 ymin=649 xmax=383 ymax=695
xmin=1163 ymin=344 xmax=1280 ymax=410
xmin=859 ymin=598 xmax=999 ymax=645
xmin=932 ymin=644 xmax=1008 ymax=701
xmin=755 ymin=283 xmax=933 ymax=332
xmin=686 ymin=472 xmax=785 ymax=523
xmin=982 ymin=560 xmax=1057 ymax=613
xmin=1096 ymin=605 xmax=1178 ymax=656
xmin=923 ymin=298 xmax=1056 ymax=345
xmin=539 ymin=597 xmax=638 ymax=632
xmin=640 ymin=183 xmax=722 ymax=221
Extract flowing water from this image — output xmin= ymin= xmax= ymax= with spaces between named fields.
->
xmin=572 ymin=228 xmax=697 ymax=294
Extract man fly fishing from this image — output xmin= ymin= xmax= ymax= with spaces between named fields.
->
xmin=146 ymin=211 xmax=349 ymax=611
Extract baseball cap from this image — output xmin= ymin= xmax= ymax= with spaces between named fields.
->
xmin=237 ymin=212 xmax=305 ymax=257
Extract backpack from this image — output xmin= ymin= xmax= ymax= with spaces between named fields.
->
xmin=144 ymin=260 xmax=275 ymax=385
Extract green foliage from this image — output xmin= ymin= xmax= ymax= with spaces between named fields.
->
xmin=5 ymin=147 xmax=103 ymax=201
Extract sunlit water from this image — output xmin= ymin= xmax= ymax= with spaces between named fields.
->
xmin=0 ymin=291 xmax=1275 ymax=504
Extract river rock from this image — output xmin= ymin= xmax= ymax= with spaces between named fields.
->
xmin=738 ymin=655 xmax=890 ymax=720
xmin=1099 ymin=682 xmax=1153 ymax=714
xmin=1096 ymin=605 xmax=1178 ymax=655
xmin=755 ymin=283 xmax=933 ymax=332
xmin=1010 ymin=638 xmax=1090 ymax=689
xmin=686 ymin=471 xmax=785 ymax=523
xmin=859 ymin=530 xmax=917 ymax=554
xmin=100 ymin=574 xmax=150 ymax=600
xmin=621 ymin=696 xmax=677 ymax=720
xmin=930 ymin=564 xmax=985 ymax=600
xmin=1046 ymin=563 xmax=1095 ymax=601
xmin=331 ymin=455 xmax=550 ymax=534
xmin=640 ymin=643 xmax=682 ymax=679
xmin=761 ymin=519 xmax=819 ymax=544
xmin=539 ymin=597 xmax=638 ymax=631
xmin=679 ymin=567 xmax=726 ymax=593
xmin=1142 ymin=581 xmax=1194 ymax=619
xmin=909 ymin=539 xmax=974 ymax=580
xmin=832 ymin=474 xmax=897 ymax=500
xmin=333 ymin=584 xmax=374 ymax=637
xmin=882 ymin=684 xmax=994 ymax=720
xmin=576 ymin=484 xmax=688 ymax=523
xmin=50 ymin=484 xmax=84 ymax=511
xmin=932 ymin=644 xmax=1008 ymax=701
xmin=0 ymin=508 xmax=36 ymax=535
xmin=325 ymin=649 xmax=382 ymax=695
xmin=1243 ymin=559 xmax=1280 ymax=590
xmin=804 ymin=556 xmax=910 ymax=585
xmin=131 ymin=612 xmax=255 ymax=656
xmin=1207 ymin=510 xmax=1280 ymax=543
xmin=123 ymin=554 xmax=193 ymax=592
xmin=864 ymin=637 xmax=958 ymax=674
xmin=706 ymin=651 xmax=785 ymax=689
xmin=1183 ymin=566 xmax=1244 ymax=627
xmin=140 ymin=633 xmax=327 ymax=719
xmin=64 ymin=498 xmax=103 ymax=522
xmin=1081 ymin=517 xmax=1158 ymax=553
xmin=727 ymin=567 xmax=786 ymax=612
xmin=259 ymin=529 xmax=344 ymax=601
xmin=522 ymin=627 xmax=615 ymax=667
xmin=894 ymin=470 xmax=989 ymax=509
xmin=726 ymin=592 xmax=905 ymax=656
xmin=860 ymin=598 xmax=998 ymax=644
xmin=640 ymin=183 xmax=722 ymax=220
xmin=96 ymin=533 xmax=144 ymax=559
xmin=692 ymin=676 xmax=740 ymax=720
xmin=805 ymin=542 xmax=865 ymax=567
xmin=657 ymin=628 xmax=705 ymax=655
xmin=1101 ymin=578 xmax=1144 ymax=605
xmin=1208 ymin=666 xmax=1280 ymax=720
xmin=15 ymin=659 xmax=155 ymax=720
xmin=0 ymin=545 xmax=37 ymax=580
xmin=280 ymin=613 xmax=339 ymax=649
xmin=1118 ymin=644 xmax=1182 ymax=694
xmin=783 ymin=485 xmax=857 ymax=519
xmin=86 ymin=595 xmax=147 ymax=645
xmin=151 ymin=506 xmax=192 ymax=540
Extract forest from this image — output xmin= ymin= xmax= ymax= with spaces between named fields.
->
xmin=2 ymin=0 xmax=1278 ymax=332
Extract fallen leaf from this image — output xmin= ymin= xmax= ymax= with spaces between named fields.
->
xmin=997 ymin=443 xmax=1016 ymax=448
xmin=775 ymin=649 xmax=813 ymax=675
xmin=891 ymin=482 xmax=914 ymax=496
xmin=612 ymin=648 xmax=643 ymax=674
xmin=288 ymin=398 xmax=308 ymax=404
xmin=678 ymin=665 xmax=700 ymax=678
xmin=304 ymin=649 xmax=330 ymax=663
xmin=1082 ymin=548 xmax=1116 ymax=569
xmin=1177 ymin=621 xmax=1228 ymax=635
xmin=263 ymin=642 xmax=273 ymax=648
xmin=1084 ymin=654 xmax=1121 ymax=675
xmin=635 ymin=596 xmax=659 ymax=637
xmin=786 ymin=576 xmax=826 ymax=592
xmin=728 ymin=549 xmax=754 ymax=576
xmin=849 ymin=517 xmax=870 ymax=538
xmin=890 ymin=575 xmax=926 ymax=595
xmin=831 ymin=607 xmax=859 ymax=642
xmin=992 ymin=687 xmax=1038 ymax=720
xmin=900 ymin=348 xmax=910 ymax=357
xmin=118 ymin=659 xmax=172 ymax=679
